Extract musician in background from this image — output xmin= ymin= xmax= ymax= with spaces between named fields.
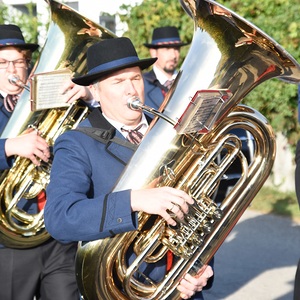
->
xmin=44 ymin=37 xmax=214 ymax=300
xmin=294 ymin=88 xmax=300 ymax=299
xmin=143 ymin=26 xmax=189 ymax=109
xmin=0 ymin=24 xmax=91 ymax=300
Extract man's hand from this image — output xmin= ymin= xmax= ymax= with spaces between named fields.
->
xmin=60 ymin=79 xmax=93 ymax=103
xmin=177 ymin=265 xmax=214 ymax=299
xmin=131 ymin=187 xmax=194 ymax=226
xmin=5 ymin=128 xmax=50 ymax=166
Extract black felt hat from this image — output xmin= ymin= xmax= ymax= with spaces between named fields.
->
xmin=144 ymin=26 xmax=189 ymax=49
xmin=0 ymin=24 xmax=39 ymax=51
xmin=72 ymin=37 xmax=157 ymax=86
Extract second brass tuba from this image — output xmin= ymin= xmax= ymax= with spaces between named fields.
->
xmin=0 ymin=0 xmax=116 ymax=248
xmin=76 ymin=0 xmax=300 ymax=299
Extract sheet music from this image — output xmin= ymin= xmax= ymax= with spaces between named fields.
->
xmin=174 ymin=90 xmax=232 ymax=134
xmin=30 ymin=69 xmax=72 ymax=111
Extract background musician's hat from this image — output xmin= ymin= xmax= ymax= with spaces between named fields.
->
xmin=0 ymin=24 xmax=39 ymax=51
xmin=144 ymin=26 xmax=189 ymax=49
xmin=72 ymin=37 xmax=157 ymax=86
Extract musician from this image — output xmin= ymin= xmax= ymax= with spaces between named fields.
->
xmin=0 ymin=24 xmax=91 ymax=300
xmin=44 ymin=37 xmax=214 ymax=300
xmin=294 ymin=138 xmax=300 ymax=300
xmin=143 ymin=26 xmax=189 ymax=109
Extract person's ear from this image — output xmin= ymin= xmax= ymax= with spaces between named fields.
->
xmin=89 ymin=82 xmax=99 ymax=100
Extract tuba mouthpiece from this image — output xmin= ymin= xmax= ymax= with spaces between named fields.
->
xmin=127 ymin=96 xmax=176 ymax=125
xmin=127 ymin=96 xmax=142 ymax=110
xmin=8 ymin=74 xmax=20 ymax=85
xmin=8 ymin=74 xmax=30 ymax=91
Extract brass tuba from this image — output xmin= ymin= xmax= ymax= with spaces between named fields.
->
xmin=0 ymin=0 xmax=116 ymax=248
xmin=76 ymin=0 xmax=300 ymax=299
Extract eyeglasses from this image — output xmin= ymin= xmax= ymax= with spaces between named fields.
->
xmin=0 ymin=58 xmax=29 ymax=69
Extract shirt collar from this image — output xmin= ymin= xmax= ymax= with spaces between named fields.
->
xmin=102 ymin=112 xmax=149 ymax=138
xmin=0 ymin=91 xmax=8 ymax=98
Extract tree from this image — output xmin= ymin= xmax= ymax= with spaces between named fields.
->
xmin=219 ymin=0 xmax=300 ymax=146
xmin=119 ymin=0 xmax=194 ymax=65
xmin=119 ymin=0 xmax=300 ymax=146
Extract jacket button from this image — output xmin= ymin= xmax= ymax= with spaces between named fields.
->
xmin=117 ymin=218 xmax=123 ymax=223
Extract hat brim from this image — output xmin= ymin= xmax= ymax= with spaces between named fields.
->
xmin=0 ymin=43 xmax=39 ymax=51
xmin=72 ymin=57 xmax=157 ymax=86
xmin=144 ymin=42 xmax=189 ymax=49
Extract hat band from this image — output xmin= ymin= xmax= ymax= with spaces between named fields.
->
xmin=88 ymin=56 xmax=140 ymax=75
xmin=151 ymin=37 xmax=181 ymax=45
xmin=0 ymin=38 xmax=26 ymax=46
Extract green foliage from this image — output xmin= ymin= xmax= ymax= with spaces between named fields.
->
xmin=118 ymin=0 xmax=194 ymax=65
xmin=0 ymin=5 xmax=8 ymax=24
xmin=218 ymin=0 xmax=300 ymax=143
xmin=119 ymin=0 xmax=300 ymax=145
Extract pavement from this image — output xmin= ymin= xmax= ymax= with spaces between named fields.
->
xmin=202 ymin=209 xmax=300 ymax=300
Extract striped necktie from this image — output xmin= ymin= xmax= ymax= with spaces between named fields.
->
xmin=4 ymin=94 xmax=19 ymax=112
xmin=162 ymin=79 xmax=175 ymax=97
xmin=164 ymin=79 xmax=174 ymax=90
xmin=121 ymin=124 xmax=144 ymax=145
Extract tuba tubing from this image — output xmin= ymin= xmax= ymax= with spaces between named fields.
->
xmin=0 ymin=0 xmax=116 ymax=249
xmin=76 ymin=0 xmax=300 ymax=299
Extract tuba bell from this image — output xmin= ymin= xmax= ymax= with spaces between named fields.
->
xmin=76 ymin=0 xmax=300 ymax=299
xmin=0 ymin=0 xmax=116 ymax=248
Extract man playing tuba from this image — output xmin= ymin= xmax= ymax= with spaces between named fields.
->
xmin=44 ymin=37 xmax=214 ymax=300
